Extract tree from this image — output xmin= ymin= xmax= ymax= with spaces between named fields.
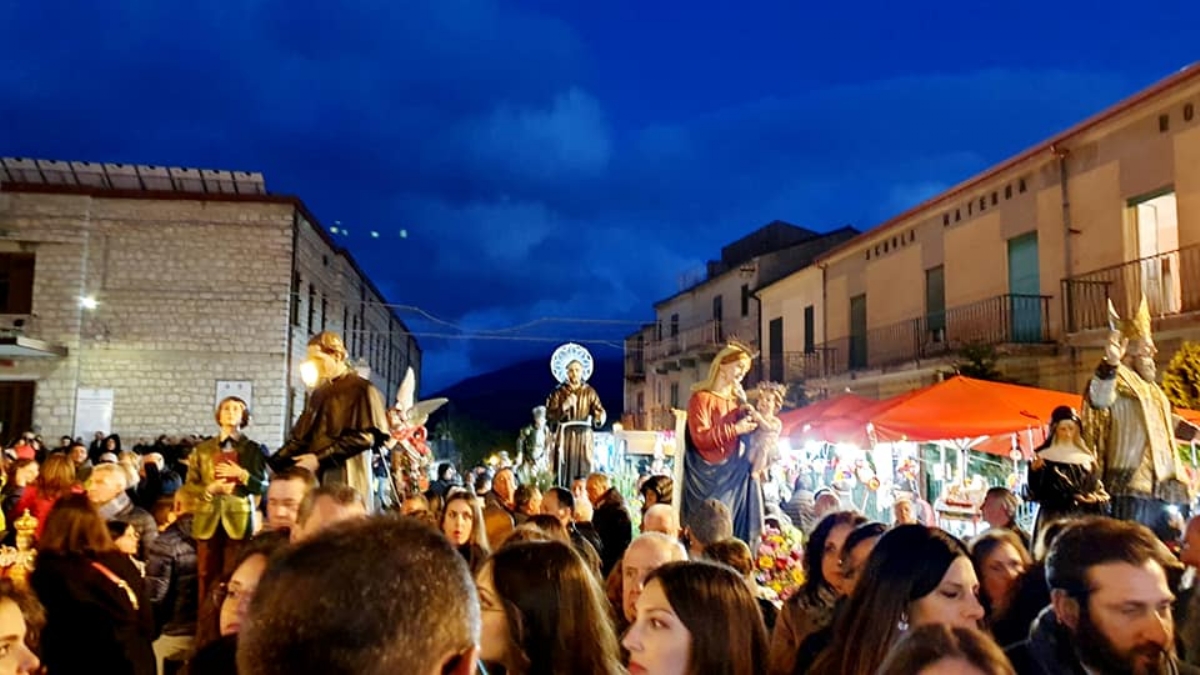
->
xmin=431 ymin=414 xmax=513 ymax=470
xmin=1163 ymin=341 xmax=1200 ymax=411
xmin=952 ymin=342 xmax=1008 ymax=382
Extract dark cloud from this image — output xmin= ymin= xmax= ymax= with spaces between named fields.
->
xmin=2 ymin=0 xmax=1193 ymax=389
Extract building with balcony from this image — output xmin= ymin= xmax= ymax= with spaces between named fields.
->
xmin=762 ymin=64 xmax=1200 ymax=400
xmin=623 ymin=221 xmax=856 ymax=429
xmin=0 ymin=157 xmax=420 ymax=448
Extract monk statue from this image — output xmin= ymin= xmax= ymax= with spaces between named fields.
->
xmin=545 ymin=343 xmax=606 ymax=487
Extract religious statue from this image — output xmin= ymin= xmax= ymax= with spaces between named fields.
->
xmin=387 ymin=367 xmax=448 ymax=500
xmin=545 ymin=343 xmax=606 ymax=487
xmin=182 ymin=396 xmax=269 ymax=601
xmin=516 ymin=405 xmax=551 ymax=484
xmin=679 ymin=341 xmax=764 ymax=546
xmin=1082 ymin=296 xmax=1192 ymax=539
xmin=746 ymin=381 xmax=786 ymax=481
xmin=1026 ymin=405 xmax=1109 ymax=547
xmin=270 ymin=331 xmax=390 ymax=507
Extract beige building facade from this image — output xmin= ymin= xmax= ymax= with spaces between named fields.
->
xmin=765 ymin=65 xmax=1200 ymax=402
xmin=0 ymin=158 xmax=419 ymax=448
xmin=622 ymin=222 xmax=855 ymax=429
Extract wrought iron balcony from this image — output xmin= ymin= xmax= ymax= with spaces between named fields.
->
xmin=760 ymin=350 xmax=835 ymax=384
xmin=643 ymin=317 xmax=758 ymax=367
xmin=624 ymin=351 xmax=646 ymax=380
xmin=620 ymin=408 xmax=678 ymax=431
xmin=815 ymin=293 xmax=1052 ymax=376
xmin=1062 ymin=244 xmax=1200 ymax=333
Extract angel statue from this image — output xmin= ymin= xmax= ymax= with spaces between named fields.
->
xmin=387 ymin=367 xmax=448 ymax=500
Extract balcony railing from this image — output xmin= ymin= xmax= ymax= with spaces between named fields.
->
xmin=624 ymin=351 xmax=646 ymax=379
xmin=815 ymin=293 xmax=1052 ymax=376
xmin=621 ymin=408 xmax=678 ymax=431
xmin=644 ymin=317 xmax=759 ymax=365
xmin=759 ymin=350 xmax=835 ymax=383
xmin=1063 ymin=244 xmax=1200 ymax=333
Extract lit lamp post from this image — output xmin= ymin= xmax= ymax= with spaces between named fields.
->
xmin=70 ymin=295 xmax=99 ymax=438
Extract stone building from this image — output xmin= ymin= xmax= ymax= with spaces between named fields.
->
xmin=0 ymin=158 xmax=419 ymax=448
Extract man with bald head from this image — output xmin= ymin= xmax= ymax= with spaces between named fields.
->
xmin=641 ymin=504 xmax=680 ymax=540
xmin=621 ymin=532 xmax=688 ymax=626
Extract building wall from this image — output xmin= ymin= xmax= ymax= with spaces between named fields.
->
xmin=758 ymin=266 xmax=823 ymax=356
xmin=1 ymin=186 xmax=421 ymax=448
xmin=0 ymin=192 xmax=295 ymax=446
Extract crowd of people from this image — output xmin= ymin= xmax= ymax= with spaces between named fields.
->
xmin=1 ymin=424 xmax=1198 ymax=675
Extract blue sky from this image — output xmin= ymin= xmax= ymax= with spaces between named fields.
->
xmin=2 ymin=1 xmax=1198 ymax=390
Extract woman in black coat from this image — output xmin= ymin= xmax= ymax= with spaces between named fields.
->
xmin=30 ymin=493 xmax=155 ymax=675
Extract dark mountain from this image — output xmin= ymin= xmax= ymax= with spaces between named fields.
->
xmin=430 ymin=355 xmax=625 ymax=436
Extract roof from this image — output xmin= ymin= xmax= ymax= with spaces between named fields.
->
xmin=0 ymin=157 xmax=415 ymax=341
xmin=814 ymin=62 xmax=1200 ymax=265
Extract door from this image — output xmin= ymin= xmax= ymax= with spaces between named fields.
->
xmin=1133 ymin=190 xmax=1181 ymax=315
xmin=712 ymin=295 xmax=724 ymax=342
xmin=0 ymin=381 xmax=35 ymax=447
xmin=849 ymin=295 xmax=867 ymax=369
xmin=768 ymin=317 xmax=784 ymax=382
xmin=925 ymin=266 xmax=946 ymax=345
xmin=1007 ymin=233 xmax=1042 ymax=343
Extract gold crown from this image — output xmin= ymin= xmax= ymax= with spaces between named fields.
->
xmin=1121 ymin=295 xmax=1153 ymax=340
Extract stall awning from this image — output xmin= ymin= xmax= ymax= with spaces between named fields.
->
xmin=870 ymin=376 xmax=1079 ymax=443
xmin=779 ymin=393 xmax=874 ymax=437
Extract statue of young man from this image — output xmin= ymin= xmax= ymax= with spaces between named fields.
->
xmin=183 ymin=396 xmax=269 ymax=601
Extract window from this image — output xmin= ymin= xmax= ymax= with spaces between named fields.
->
xmin=670 ymin=314 xmax=679 ymax=337
xmin=636 ymin=392 xmax=645 ymax=412
xmin=943 ymin=213 xmax=950 ymax=226
xmin=669 ymin=382 xmax=680 ymax=409
xmin=307 ymin=284 xmax=316 ymax=333
xmin=1018 ymin=178 xmax=1027 ymax=193
xmin=926 ymin=266 xmax=946 ymax=342
xmin=0 ymin=253 xmax=35 ymax=314
xmin=290 ymin=272 xmax=302 ymax=327
xmin=803 ymin=305 xmax=815 ymax=354
xmin=1160 ymin=114 xmax=1170 ymax=132
xmin=321 ymin=298 xmax=327 ymax=331
xmin=740 ymin=284 xmax=750 ymax=317
xmin=1005 ymin=185 xmax=1013 ymax=199
xmin=980 ymin=197 xmax=986 ymax=211
xmin=955 ymin=209 xmax=961 ymax=222
xmin=712 ymin=295 xmax=723 ymax=322
xmin=1185 ymin=103 xmax=1195 ymax=122
xmin=992 ymin=192 xmax=999 ymax=206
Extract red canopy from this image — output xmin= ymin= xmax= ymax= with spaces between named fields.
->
xmin=779 ymin=393 xmax=874 ymax=437
xmin=869 ymin=376 xmax=1082 ymax=444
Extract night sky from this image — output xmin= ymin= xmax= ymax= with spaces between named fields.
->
xmin=3 ymin=1 xmax=1198 ymax=391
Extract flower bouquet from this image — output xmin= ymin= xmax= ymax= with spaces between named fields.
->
xmin=755 ymin=524 xmax=805 ymax=602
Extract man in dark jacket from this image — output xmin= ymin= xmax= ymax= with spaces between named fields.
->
xmin=1006 ymin=516 xmax=1199 ymax=675
xmin=146 ymin=492 xmax=199 ymax=674
xmin=587 ymin=473 xmax=633 ymax=575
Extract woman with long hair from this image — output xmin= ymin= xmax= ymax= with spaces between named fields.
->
xmin=12 ymin=453 xmax=80 ymax=539
xmin=768 ymin=510 xmax=866 ymax=675
xmin=808 ymin=525 xmax=985 ymax=675
xmin=477 ymin=540 xmax=623 ymax=675
xmin=623 ymin=560 xmax=768 ymax=675
xmin=187 ymin=535 xmax=288 ymax=675
xmin=31 ymin=493 xmax=155 ymax=675
xmin=876 ymin=624 xmax=1015 ymax=675
xmin=441 ymin=488 xmax=490 ymax=573
xmin=969 ymin=529 xmax=1032 ymax=646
